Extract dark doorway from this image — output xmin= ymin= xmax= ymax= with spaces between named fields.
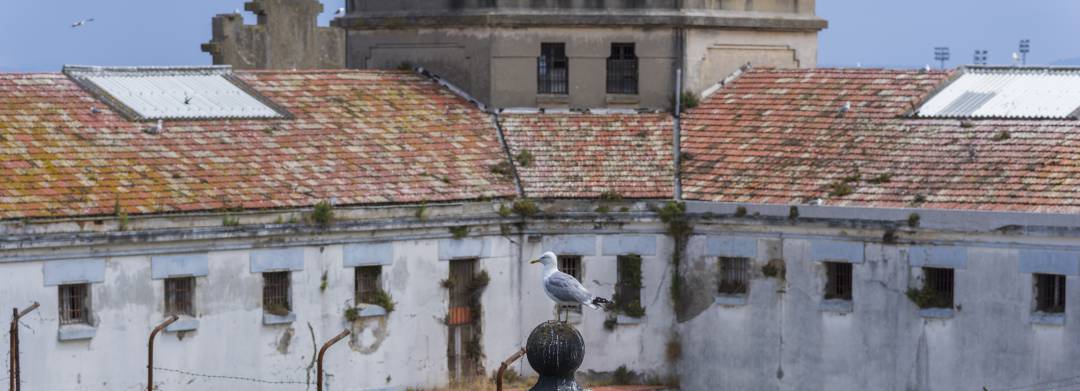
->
xmin=448 ymin=258 xmax=482 ymax=380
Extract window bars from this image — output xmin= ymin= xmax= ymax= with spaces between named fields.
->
xmin=559 ymin=256 xmax=583 ymax=313
xmin=263 ymin=272 xmax=291 ymax=314
xmin=923 ymin=267 xmax=955 ymax=308
xmin=606 ymin=43 xmax=639 ymax=94
xmin=1036 ymin=273 xmax=1066 ymax=313
xmin=538 ymin=43 xmax=569 ymax=95
xmin=58 ymin=283 xmax=90 ymax=325
xmin=355 ymin=266 xmax=382 ymax=305
xmin=165 ymin=277 xmax=195 ymax=317
xmin=718 ymin=257 xmax=750 ymax=295
xmin=824 ymin=262 xmax=853 ymax=300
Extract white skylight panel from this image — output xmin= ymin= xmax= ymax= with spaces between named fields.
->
xmin=917 ymin=67 xmax=1080 ymax=119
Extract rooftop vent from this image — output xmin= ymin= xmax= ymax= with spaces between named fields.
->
xmin=63 ymin=65 xmax=288 ymax=121
xmin=915 ymin=66 xmax=1080 ymax=119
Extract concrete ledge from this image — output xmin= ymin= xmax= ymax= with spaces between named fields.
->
xmin=542 ymin=235 xmax=597 ymax=256
xmin=344 ymin=242 xmax=394 ymax=267
xmin=44 ymin=259 xmax=106 ymax=286
xmin=606 ymin=94 xmax=640 ymax=105
xmin=617 ymin=314 xmax=645 ymax=325
xmin=819 ymin=299 xmax=853 ymax=313
xmin=714 ymin=295 xmax=748 ymax=307
xmin=263 ymin=312 xmax=296 ymax=325
xmin=918 ymin=308 xmax=954 ymax=319
xmin=166 ymin=318 xmax=199 ymax=332
xmin=355 ymin=305 xmax=387 ymax=318
xmin=57 ymin=324 xmax=96 ymax=341
xmin=602 ymin=234 xmax=658 ymax=256
xmin=438 ymin=238 xmax=489 ymax=261
xmin=1031 ymin=312 xmax=1065 ymax=326
xmin=336 ymin=12 xmax=828 ymax=32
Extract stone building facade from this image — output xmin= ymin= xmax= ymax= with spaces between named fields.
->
xmin=204 ymin=0 xmax=825 ymax=109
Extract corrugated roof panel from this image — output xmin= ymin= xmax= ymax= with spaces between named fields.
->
xmin=917 ymin=67 xmax=1080 ymax=119
xmin=63 ymin=65 xmax=286 ymax=120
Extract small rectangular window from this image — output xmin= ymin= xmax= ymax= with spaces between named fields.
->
xmin=606 ymin=43 xmax=639 ymax=94
xmin=824 ymin=262 xmax=853 ymax=300
xmin=615 ymin=254 xmax=644 ymax=314
xmin=559 ymin=255 xmax=583 ymax=313
xmin=58 ymin=283 xmax=91 ymax=325
xmin=538 ymin=43 xmax=569 ymax=95
xmin=164 ymin=277 xmax=195 ymax=317
xmin=263 ymin=272 xmax=291 ymax=315
xmin=922 ymin=267 xmax=954 ymax=308
xmin=718 ymin=257 xmax=750 ymax=295
xmin=355 ymin=266 xmax=382 ymax=305
xmin=1035 ymin=273 xmax=1066 ymax=313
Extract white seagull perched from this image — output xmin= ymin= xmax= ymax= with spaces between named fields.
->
xmin=530 ymin=252 xmax=611 ymax=322
xmin=71 ymin=18 xmax=94 ymax=28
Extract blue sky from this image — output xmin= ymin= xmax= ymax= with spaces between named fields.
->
xmin=1 ymin=0 xmax=1078 ymax=71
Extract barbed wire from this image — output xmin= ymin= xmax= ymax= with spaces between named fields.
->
xmin=152 ymin=367 xmax=310 ymax=386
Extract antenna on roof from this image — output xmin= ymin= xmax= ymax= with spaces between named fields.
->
xmin=973 ymin=50 xmax=988 ymax=66
xmin=1019 ymin=39 xmax=1031 ymax=66
xmin=934 ymin=47 xmax=950 ymax=70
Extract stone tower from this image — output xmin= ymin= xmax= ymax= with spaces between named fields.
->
xmin=333 ymin=0 xmax=826 ymax=109
xmin=202 ymin=0 xmax=345 ymax=70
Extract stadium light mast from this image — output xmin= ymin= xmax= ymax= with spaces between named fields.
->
xmin=974 ymin=50 xmax=988 ymax=66
xmin=934 ymin=47 xmax=951 ymax=69
xmin=1019 ymin=39 xmax=1030 ymax=66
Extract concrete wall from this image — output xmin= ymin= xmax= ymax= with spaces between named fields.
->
xmin=683 ymin=28 xmax=818 ymax=93
xmin=203 ymin=0 xmax=345 ymax=70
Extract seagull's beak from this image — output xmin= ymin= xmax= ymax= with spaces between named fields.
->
xmin=529 ymin=259 xmax=541 ymax=264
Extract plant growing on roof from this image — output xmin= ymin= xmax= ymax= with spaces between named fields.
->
xmin=449 ymin=225 xmax=469 ymax=239
xmin=489 ymin=161 xmax=514 ymax=179
xmin=788 ymin=206 xmax=799 ymax=220
xmin=514 ymin=149 xmax=534 ymax=167
xmin=908 ymin=213 xmax=921 ymax=228
xmin=614 ymin=254 xmax=645 ymax=318
xmin=599 ymin=190 xmax=623 ymax=201
xmin=512 ymin=199 xmax=540 ymax=217
xmin=734 ymin=206 xmax=748 ymax=217
xmin=309 ymin=200 xmax=334 ymax=228
xmin=828 ymin=181 xmax=854 ymax=197
xmin=416 ymin=202 xmax=428 ymax=221
xmin=868 ymin=173 xmax=893 ymax=184
xmin=497 ymin=203 xmax=512 ymax=217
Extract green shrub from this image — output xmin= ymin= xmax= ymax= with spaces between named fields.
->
xmin=908 ymin=213 xmax=921 ymax=228
xmin=734 ymin=206 xmax=747 ymax=217
xmin=515 ymin=150 xmax=534 ymax=167
xmin=449 ymin=225 xmax=469 ymax=239
xmin=370 ymin=289 xmax=396 ymax=313
xmin=512 ymin=199 xmax=540 ymax=216
xmin=311 ymin=200 xmax=334 ymax=228
xmin=906 ymin=286 xmax=950 ymax=309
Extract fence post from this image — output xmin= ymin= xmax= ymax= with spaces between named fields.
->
xmin=9 ymin=302 xmax=38 ymax=391
xmin=316 ymin=329 xmax=350 ymax=391
xmin=147 ymin=316 xmax=178 ymax=391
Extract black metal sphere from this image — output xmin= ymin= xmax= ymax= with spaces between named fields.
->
xmin=526 ymin=320 xmax=584 ymax=377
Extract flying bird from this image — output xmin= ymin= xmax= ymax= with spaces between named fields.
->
xmin=334 ymin=7 xmax=345 ymax=16
xmin=530 ymin=252 xmax=611 ymax=322
xmin=71 ymin=18 xmax=94 ymax=28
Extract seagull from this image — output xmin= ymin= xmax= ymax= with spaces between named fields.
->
xmin=144 ymin=119 xmax=163 ymax=135
xmin=838 ymin=101 xmax=851 ymax=115
xmin=334 ymin=7 xmax=345 ymax=16
xmin=530 ymin=252 xmax=611 ymax=322
xmin=71 ymin=18 xmax=94 ymax=28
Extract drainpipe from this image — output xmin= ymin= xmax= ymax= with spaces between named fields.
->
xmin=673 ymin=68 xmax=683 ymax=200
xmin=9 ymin=302 xmax=38 ymax=391
xmin=147 ymin=316 xmax=178 ymax=391
xmin=316 ymin=329 xmax=350 ymax=391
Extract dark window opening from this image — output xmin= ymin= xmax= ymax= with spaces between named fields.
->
xmin=355 ymin=266 xmax=382 ymax=305
xmin=1035 ymin=273 xmax=1066 ymax=313
xmin=615 ymin=254 xmax=644 ymax=315
xmin=59 ymin=283 xmax=91 ymax=325
xmin=559 ymin=255 xmax=583 ymax=313
xmin=263 ymin=272 xmax=291 ymax=315
xmin=824 ymin=262 xmax=852 ymax=300
xmin=718 ymin=257 xmax=750 ymax=295
xmin=606 ymin=43 xmax=639 ymax=94
xmin=538 ymin=43 xmax=568 ymax=95
xmin=165 ymin=277 xmax=195 ymax=317
xmin=922 ymin=267 xmax=954 ymax=308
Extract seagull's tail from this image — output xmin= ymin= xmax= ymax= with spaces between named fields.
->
xmin=589 ymin=296 xmax=613 ymax=311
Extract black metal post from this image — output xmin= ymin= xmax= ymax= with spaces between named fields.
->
xmin=147 ymin=316 xmax=178 ymax=391
xmin=317 ymin=329 xmax=350 ymax=391
xmin=526 ymin=321 xmax=585 ymax=391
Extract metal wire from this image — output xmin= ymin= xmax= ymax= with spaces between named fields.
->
xmin=152 ymin=366 xmax=309 ymax=385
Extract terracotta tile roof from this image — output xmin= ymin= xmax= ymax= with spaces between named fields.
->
xmin=0 ymin=70 xmax=517 ymax=220
xmin=501 ymin=112 xmax=674 ymax=199
xmin=683 ymin=67 xmax=1080 ymax=213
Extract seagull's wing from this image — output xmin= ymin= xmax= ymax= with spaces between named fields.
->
xmin=545 ymin=272 xmax=592 ymax=306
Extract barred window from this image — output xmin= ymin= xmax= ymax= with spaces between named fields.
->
xmin=718 ymin=257 xmax=750 ymax=295
xmin=355 ymin=266 xmax=382 ymax=305
xmin=615 ymin=254 xmax=644 ymax=314
xmin=559 ymin=255 xmax=583 ymax=313
xmin=922 ymin=267 xmax=954 ymax=308
xmin=263 ymin=272 xmax=291 ymax=315
xmin=165 ymin=277 xmax=195 ymax=317
xmin=538 ymin=43 xmax=568 ymax=95
xmin=58 ymin=283 xmax=91 ymax=325
xmin=824 ymin=262 xmax=852 ymax=300
xmin=1035 ymin=273 xmax=1066 ymax=313
xmin=606 ymin=43 xmax=638 ymax=94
